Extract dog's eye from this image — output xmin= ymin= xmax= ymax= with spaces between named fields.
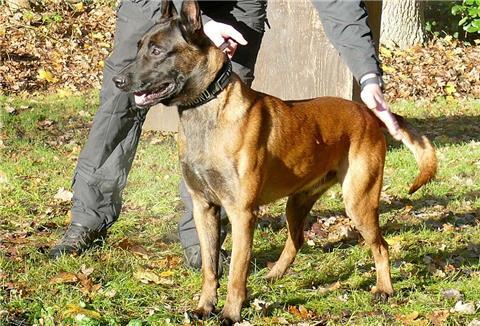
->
xmin=151 ymin=46 xmax=164 ymax=57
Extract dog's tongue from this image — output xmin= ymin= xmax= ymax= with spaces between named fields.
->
xmin=134 ymin=93 xmax=148 ymax=106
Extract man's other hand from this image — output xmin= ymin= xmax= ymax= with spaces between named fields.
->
xmin=203 ymin=20 xmax=247 ymax=59
xmin=361 ymin=83 xmax=402 ymax=141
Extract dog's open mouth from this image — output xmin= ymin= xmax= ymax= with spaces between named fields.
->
xmin=134 ymin=82 xmax=176 ymax=107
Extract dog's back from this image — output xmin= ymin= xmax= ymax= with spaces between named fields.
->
xmin=244 ymin=94 xmax=436 ymax=203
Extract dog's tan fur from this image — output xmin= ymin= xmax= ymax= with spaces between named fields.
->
xmin=117 ymin=1 xmax=437 ymax=323
xmin=178 ymin=71 xmax=436 ymax=322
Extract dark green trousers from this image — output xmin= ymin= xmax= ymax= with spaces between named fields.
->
xmin=71 ymin=0 xmax=267 ymax=251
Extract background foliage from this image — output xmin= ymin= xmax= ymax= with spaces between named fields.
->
xmin=0 ymin=0 xmax=479 ymax=101
xmin=452 ymin=0 xmax=480 ymax=34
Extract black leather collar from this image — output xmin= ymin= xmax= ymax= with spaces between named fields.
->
xmin=180 ymin=60 xmax=232 ymax=109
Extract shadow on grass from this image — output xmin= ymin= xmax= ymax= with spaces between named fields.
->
xmin=250 ymin=188 xmax=479 ymax=300
xmin=386 ymin=115 xmax=480 ymax=149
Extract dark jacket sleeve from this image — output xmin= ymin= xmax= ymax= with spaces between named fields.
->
xmin=313 ymin=0 xmax=382 ymax=82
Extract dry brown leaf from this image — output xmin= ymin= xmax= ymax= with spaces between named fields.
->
xmin=287 ymin=305 xmax=312 ymax=320
xmin=115 ymin=238 xmax=151 ymax=258
xmin=49 ymin=272 xmax=78 ymax=284
xmin=317 ymin=281 xmax=341 ymax=294
xmin=63 ymin=304 xmax=101 ymax=319
xmin=133 ymin=269 xmax=174 ymax=285
xmin=427 ymin=310 xmax=450 ymax=326
xmin=395 ymin=311 xmax=430 ymax=326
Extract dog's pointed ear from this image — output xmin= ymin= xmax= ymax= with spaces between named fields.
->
xmin=160 ymin=0 xmax=177 ymax=19
xmin=180 ymin=0 xmax=202 ymax=35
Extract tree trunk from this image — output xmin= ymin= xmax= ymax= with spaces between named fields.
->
xmin=380 ymin=0 xmax=425 ymax=49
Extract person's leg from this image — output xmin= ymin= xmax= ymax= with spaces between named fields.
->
xmin=178 ymin=0 xmax=267 ymax=269
xmin=50 ymin=0 xmax=165 ymax=258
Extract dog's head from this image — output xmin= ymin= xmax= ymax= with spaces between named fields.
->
xmin=113 ymin=0 xmax=224 ymax=108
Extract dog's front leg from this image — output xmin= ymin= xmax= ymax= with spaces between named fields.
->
xmin=189 ymin=192 xmax=221 ymax=319
xmin=220 ymin=206 xmax=256 ymax=325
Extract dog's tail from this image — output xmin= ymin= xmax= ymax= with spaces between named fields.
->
xmin=388 ymin=113 xmax=437 ymax=194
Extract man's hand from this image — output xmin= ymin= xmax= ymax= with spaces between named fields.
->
xmin=361 ymin=83 xmax=402 ymax=141
xmin=203 ymin=20 xmax=247 ymax=59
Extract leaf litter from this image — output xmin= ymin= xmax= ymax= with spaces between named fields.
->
xmin=1 ymin=4 xmax=479 ymax=103
xmin=0 ymin=1 xmax=115 ymax=95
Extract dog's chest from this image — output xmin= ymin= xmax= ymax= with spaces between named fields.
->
xmin=179 ymin=108 xmax=232 ymax=204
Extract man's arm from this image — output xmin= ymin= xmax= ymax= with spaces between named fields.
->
xmin=314 ymin=0 xmax=401 ymax=140
xmin=313 ymin=0 xmax=380 ymax=82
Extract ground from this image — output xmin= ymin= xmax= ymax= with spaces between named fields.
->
xmin=0 ymin=93 xmax=480 ymax=325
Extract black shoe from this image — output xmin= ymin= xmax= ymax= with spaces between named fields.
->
xmin=184 ymin=245 xmax=229 ymax=277
xmin=49 ymin=223 xmax=107 ymax=259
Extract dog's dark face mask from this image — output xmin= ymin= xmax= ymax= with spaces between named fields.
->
xmin=113 ymin=0 xmax=214 ymax=108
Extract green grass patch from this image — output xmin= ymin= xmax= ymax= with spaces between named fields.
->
xmin=1 ymin=93 xmax=479 ymax=325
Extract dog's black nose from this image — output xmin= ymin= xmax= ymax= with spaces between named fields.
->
xmin=112 ymin=74 xmax=129 ymax=90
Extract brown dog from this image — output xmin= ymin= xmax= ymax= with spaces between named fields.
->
xmin=113 ymin=0 xmax=437 ymax=324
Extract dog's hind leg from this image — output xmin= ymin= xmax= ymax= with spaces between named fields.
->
xmin=340 ymin=152 xmax=393 ymax=300
xmin=266 ymin=179 xmax=336 ymax=281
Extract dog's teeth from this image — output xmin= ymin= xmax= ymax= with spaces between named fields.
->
xmin=134 ymin=94 xmax=147 ymax=105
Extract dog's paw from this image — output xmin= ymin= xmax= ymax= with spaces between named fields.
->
xmin=220 ymin=309 xmax=241 ymax=326
xmin=265 ymin=265 xmax=285 ymax=281
xmin=220 ymin=317 xmax=235 ymax=326
xmin=187 ymin=307 xmax=214 ymax=321
xmin=371 ymin=286 xmax=393 ymax=303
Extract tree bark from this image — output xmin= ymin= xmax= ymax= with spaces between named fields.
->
xmin=380 ymin=0 xmax=425 ymax=49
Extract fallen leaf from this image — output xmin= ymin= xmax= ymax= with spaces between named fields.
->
xmin=80 ymin=265 xmax=94 ymax=277
xmin=451 ymin=301 xmax=476 ymax=314
xmin=404 ymin=205 xmax=414 ymax=213
xmin=63 ymin=304 xmax=101 ymax=319
xmin=151 ymin=255 xmax=182 ymax=269
xmin=317 ymin=281 xmax=341 ymax=294
xmin=380 ymin=47 xmax=393 ymax=58
xmin=49 ymin=272 xmax=78 ymax=284
xmin=288 ymin=305 xmax=311 ymax=320
xmin=0 ymin=171 xmax=8 ymax=184
xmin=251 ymin=298 xmax=272 ymax=315
xmin=82 ymin=283 xmax=101 ymax=296
xmin=442 ymin=288 xmax=461 ymax=300
xmin=158 ymin=271 xmax=174 ymax=277
xmin=395 ymin=311 xmax=425 ymax=325
xmin=311 ymin=221 xmax=327 ymax=237
xmin=74 ymin=2 xmax=84 ymax=12
xmin=54 ymin=188 xmax=73 ymax=202
xmin=427 ymin=310 xmax=449 ymax=326
xmin=115 ymin=238 xmax=150 ymax=258
xmin=103 ymin=288 xmax=116 ymax=298
xmin=37 ymin=69 xmax=58 ymax=83
xmin=443 ymin=223 xmax=455 ymax=232
xmin=133 ymin=269 xmax=173 ymax=285
xmin=468 ymin=320 xmax=480 ymax=326
xmin=4 ymin=106 xmax=16 ymax=114
xmin=262 ymin=317 xmax=289 ymax=325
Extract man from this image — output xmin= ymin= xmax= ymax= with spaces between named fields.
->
xmin=50 ymin=0 xmax=401 ymax=270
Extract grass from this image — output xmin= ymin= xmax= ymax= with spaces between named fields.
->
xmin=1 ymin=92 xmax=479 ymax=325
